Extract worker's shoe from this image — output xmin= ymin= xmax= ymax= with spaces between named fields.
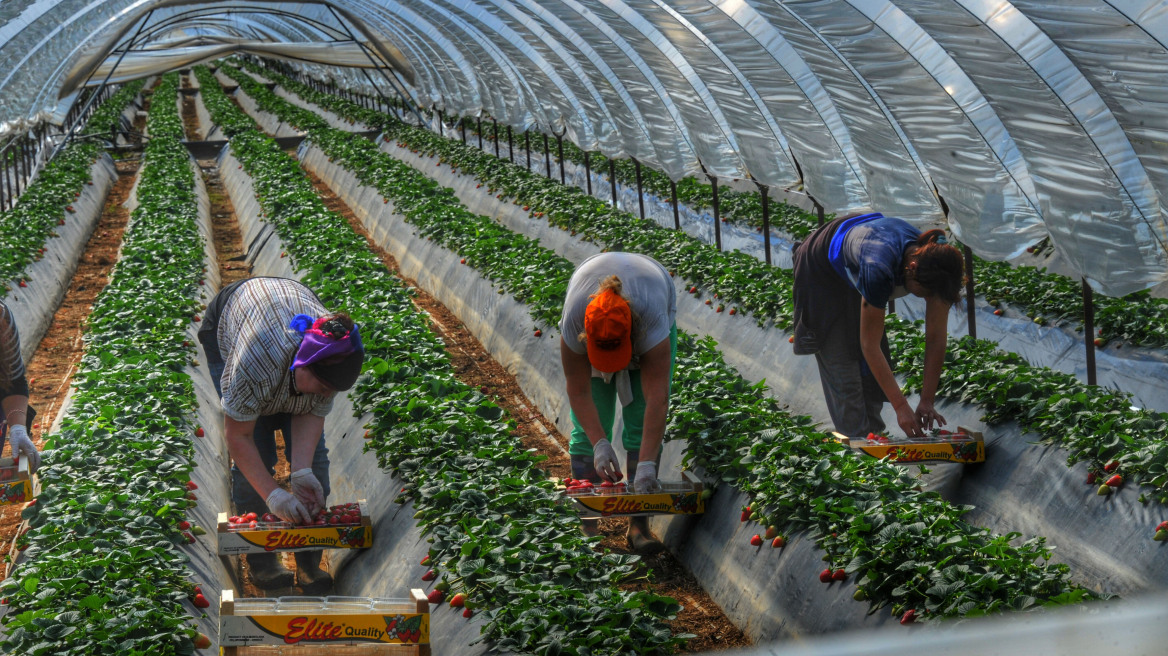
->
xmin=627 ymin=517 xmax=665 ymax=556
xmin=295 ymin=550 xmax=334 ymax=595
xmin=247 ymin=552 xmax=295 ymax=590
xmin=581 ymin=519 xmax=602 ymax=538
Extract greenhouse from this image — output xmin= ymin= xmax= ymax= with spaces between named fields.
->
xmin=0 ymin=1 xmax=1167 ymax=654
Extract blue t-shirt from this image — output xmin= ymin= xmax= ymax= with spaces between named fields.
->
xmin=828 ymin=215 xmax=920 ymax=309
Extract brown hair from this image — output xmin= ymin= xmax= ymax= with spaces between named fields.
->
xmin=578 ymin=275 xmax=639 ymax=343
xmin=909 ymin=230 xmax=965 ymax=305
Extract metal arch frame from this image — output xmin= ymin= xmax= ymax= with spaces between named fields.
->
xmin=953 ymin=0 xmax=1166 ymax=255
xmin=842 ymin=0 xmax=1042 ymax=217
xmin=589 ymin=0 xmax=745 ymax=177
xmin=552 ymin=0 xmax=699 ymax=178
xmin=405 ymin=1 xmax=548 ymax=128
xmin=643 ymin=0 xmax=800 ymax=183
xmin=428 ymin=0 xmax=595 ymax=139
xmin=709 ymin=0 xmax=869 ymax=200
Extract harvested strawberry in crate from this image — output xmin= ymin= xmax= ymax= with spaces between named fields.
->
xmin=217 ymin=499 xmax=373 ymax=554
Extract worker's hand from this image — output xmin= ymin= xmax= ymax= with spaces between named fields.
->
xmin=633 ymin=461 xmax=661 ymax=494
xmin=592 ymin=439 xmax=623 ymax=483
xmin=7 ymin=424 xmax=39 ymax=473
xmin=895 ymin=403 xmax=925 ymax=438
xmin=266 ymin=487 xmax=312 ymax=524
xmin=915 ymin=401 xmax=946 ymax=431
xmin=290 ymin=468 xmax=325 ymax=516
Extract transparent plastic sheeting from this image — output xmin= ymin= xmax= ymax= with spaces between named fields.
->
xmin=2 ymin=2 xmax=1168 ymax=296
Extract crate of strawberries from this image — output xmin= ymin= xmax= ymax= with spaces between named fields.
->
xmin=561 ymin=472 xmax=707 ymax=517
xmin=217 ymin=501 xmax=373 ymax=555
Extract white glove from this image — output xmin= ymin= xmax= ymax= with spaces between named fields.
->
xmin=290 ymin=468 xmax=325 ymax=515
xmin=8 ymin=424 xmax=39 ymax=473
xmin=592 ymin=439 xmax=622 ymax=483
xmin=266 ymin=487 xmax=311 ymax=524
xmin=634 ymin=461 xmax=661 ymax=494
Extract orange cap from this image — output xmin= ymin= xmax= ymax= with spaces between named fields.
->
xmin=584 ymin=289 xmax=632 ymax=373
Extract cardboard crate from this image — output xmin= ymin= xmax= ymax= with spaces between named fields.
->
xmin=565 ymin=471 xmax=706 ymax=517
xmin=219 ymin=590 xmax=430 ymax=655
xmin=217 ymin=501 xmax=373 ymax=555
xmin=0 ymin=455 xmax=33 ymax=506
xmin=833 ymin=426 xmax=985 ymax=464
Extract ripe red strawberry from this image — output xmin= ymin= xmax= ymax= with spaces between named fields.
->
xmin=750 ymin=535 xmax=762 ymax=547
xmin=194 ymin=427 xmax=204 ymax=437
xmin=66 ymin=205 xmax=75 ymax=213
xmin=178 ymin=520 xmax=191 ymax=530
xmin=705 ymin=299 xmax=712 ymax=305
xmin=460 ymin=258 xmax=466 ymax=264
xmin=463 ymin=608 xmax=474 ymax=618
xmin=900 ymin=609 xmax=917 ymax=624
xmin=832 ymin=569 xmax=846 ymax=582
xmin=819 ymin=568 xmax=832 ymax=583
xmin=771 ymin=536 xmax=785 ymax=548
xmin=1106 ymin=474 xmax=1123 ymax=487
xmin=716 ymin=305 xmax=724 ymax=313
xmin=534 ymin=329 xmax=542 ymax=337
xmin=193 ymin=593 xmax=210 ymax=608
xmin=1104 ymin=460 xmax=1119 ymax=472
xmin=993 ymin=309 xmax=1003 ymax=316
xmin=187 ymin=491 xmax=198 ymax=501
xmin=449 ymin=593 xmax=466 ymax=608
xmin=1094 ymin=338 xmax=1104 ymax=347
xmin=740 ymin=506 xmax=751 ymax=522
xmin=186 ymin=481 xmax=198 ymax=490
xmin=194 ymin=632 xmax=212 ymax=649
xmin=427 ymin=589 xmax=445 ymax=604
xmin=1158 ymin=521 xmax=1168 ymax=532
xmin=788 ymin=336 xmax=794 ymax=343
xmin=422 ymin=569 xmax=436 ymax=581
xmin=183 ymin=531 xmax=196 ymax=543
xmin=18 ymin=281 xmax=26 ymax=288
xmin=689 ymin=286 xmax=697 ymax=294
xmin=1086 ymin=472 xmax=1096 ymax=484
xmin=729 ymin=308 xmax=737 ymax=315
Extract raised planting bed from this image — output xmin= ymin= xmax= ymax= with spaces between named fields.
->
xmin=0 ymin=73 xmax=225 ymax=655
xmin=196 ymin=64 xmax=688 ymax=655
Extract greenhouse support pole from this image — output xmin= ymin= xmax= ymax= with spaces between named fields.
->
xmin=460 ymin=120 xmax=466 ymax=144
xmin=1084 ymin=278 xmax=1097 ymax=386
xmin=492 ymin=118 xmax=500 ymax=158
xmin=671 ymin=180 xmax=680 ymax=230
xmin=964 ymin=246 xmax=976 ymax=339
xmin=816 ymin=200 xmax=825 ymax=227
xmin=556 ymin=134 xmax=565 ymax=185
xmin=543 ymin=134 xmax=552 ymax=179
xmin=633 ymin=158 xmax=645 ymax=220
xmin=610 ymin=159 xmax=618 ymax=208
xmin=525 ymin=132 xmax=531 ymax=170
xmin=437 ymin=110 xmax=444 ymax=138
xmin=13 ymin=143 xmax=23 ymax=199
xmin=1 ymin=151 xmax=9 ymax=211
xmin=343 ymin=26 xmax=421 ymax=127
xmin=757 ymin=183 xmax=772 ymax=266
xmin=711 ymin=175 xmax=722 ymax=251
xmin=584 ymin=152 xmax=592 ymax=195
xmin=507 ymin=126 xmax=514 ymax=163
xmin=477 ymin=117 xmax=483 ymax=149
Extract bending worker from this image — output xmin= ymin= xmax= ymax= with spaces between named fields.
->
xmin=1 ymin=301 xmax=41 ymax=473
xmin=199 ymin=277 xmax=364 ymax=592
xmin=792 ymin=212 xmax=964 ymax=438
xmin=560 ymin=252 xmax=677 ymax=554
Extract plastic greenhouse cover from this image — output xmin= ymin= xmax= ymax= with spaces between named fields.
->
xmin=1 ymin=0 xmax=1166 ymax=295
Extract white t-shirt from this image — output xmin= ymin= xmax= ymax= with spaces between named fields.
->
xmin=560 ymin=252 xmax=676 ymax=369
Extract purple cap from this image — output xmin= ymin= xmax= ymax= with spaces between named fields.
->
xmin=289 ymin=314 xmax=365 ymax=391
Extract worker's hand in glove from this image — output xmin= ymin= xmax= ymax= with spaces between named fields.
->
xmin=592 ymin=439 xmax=623 ymax=483
xmin=634 ymin=461 xmax=662 ymax=494
xmin=266 ymin=487 xmax=312 ymax=524
xmin=8 ymin=424 xmax=40 ymax=473
xmin=290 ymin=468 xmax=325 ymax=516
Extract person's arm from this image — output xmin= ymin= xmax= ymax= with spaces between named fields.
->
xmin=224 ymin=415 xmax=278 ymax=499
xmin=859 ymin=299 xmax=923 ymax=437
xmin=915 ymin=295 xmax=950 ymax=429
xmin=561 ymin=337 xmax=606 ymax=446
xmin=636 ymin=338 xmax=672 ymax=464
xmin=2 ymin=395 xmax=27 ymax=432
xmin=289 ymin=412 xmax=325 ymax=472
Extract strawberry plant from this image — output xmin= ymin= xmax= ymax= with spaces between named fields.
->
xmin=0 ymin=74 xmax=209 ymax=654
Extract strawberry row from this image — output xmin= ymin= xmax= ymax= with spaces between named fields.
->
xmin=249 ymin=62 xmax=1168 ymax=505
xmin=233 ymin=78 xmax=1096 ymax=623
xmin=0 ymin=74 xmax=212 ymax=654
xmin=0 ymin=80 xmax=144 ymax=290
xmin=195 ymin=65 xmax=687 ymax=655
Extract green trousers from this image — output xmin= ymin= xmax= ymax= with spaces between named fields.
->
xmin=569 ymin=324 xmax=677 ymax=457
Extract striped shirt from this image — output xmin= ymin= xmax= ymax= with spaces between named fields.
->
xmin=217 ymin=278 xmax=333 ymax=422
xmin=0 ymin=301 xmax=26 ymax=400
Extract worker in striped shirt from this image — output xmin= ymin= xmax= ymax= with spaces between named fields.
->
xmin=199 ymin=278 xmax=364 ymax=592
xmin=1 ymin=301 xmax=41 ymax=473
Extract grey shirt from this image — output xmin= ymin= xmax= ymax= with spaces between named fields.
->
xmin=560 ymin=252 xmax=676 ymax=369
